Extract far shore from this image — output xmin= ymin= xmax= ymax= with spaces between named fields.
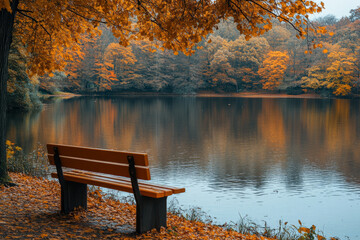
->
xmin=196 ymin=92 xmax=323 ymax=99
xmin=44 ymin=91 xmax=330 ymax=99
xmin=42 ymin=88 xmax=360 ymax=100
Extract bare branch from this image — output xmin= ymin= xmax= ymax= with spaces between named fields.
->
xmin=66 ymin=7 xmax=107 ymax=24
xmin=246 ymin=0 xmax=301 ymax=34
xmin=16 ymin=8 xmax=33 ymax=13
xmin=17 ymin=10 xmax=52 ymax=41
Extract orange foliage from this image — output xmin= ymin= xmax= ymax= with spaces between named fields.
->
xmin=1 ymin=0 xmax=327 ymax=78
xmin=258 ymin=51 xmax=289 ymax=90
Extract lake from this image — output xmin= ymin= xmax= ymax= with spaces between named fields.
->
xmin=6 ymin=96 xmax=360 ymax=239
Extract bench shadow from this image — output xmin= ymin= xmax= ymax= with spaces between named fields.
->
xmin=29 ymin=211 xmax=138 ymax=238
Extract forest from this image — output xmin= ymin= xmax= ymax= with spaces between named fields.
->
xmin=7 ymin=7 xmax=360 ymax=110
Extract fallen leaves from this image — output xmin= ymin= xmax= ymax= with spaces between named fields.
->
xmin=1 ymin=172 xmax=275 ymax=239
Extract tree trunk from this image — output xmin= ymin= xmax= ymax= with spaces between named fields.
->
xmin=0 ymin=0 xmax=19 ymax=185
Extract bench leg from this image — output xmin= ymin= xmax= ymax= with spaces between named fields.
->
xmin=61 ymin=181 xmax=87 ymax=214
xmin=136 ymin=196 xmax=167 ymax=233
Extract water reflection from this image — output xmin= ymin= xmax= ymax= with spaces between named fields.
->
xmin=6 ymin=96 xmax=360 ymax=238
xmin=7 ymin=96 xmax=360 ymax=187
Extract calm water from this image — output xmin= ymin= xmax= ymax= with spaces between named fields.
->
xmin=6 ymin=96 xmax=360 ymax=239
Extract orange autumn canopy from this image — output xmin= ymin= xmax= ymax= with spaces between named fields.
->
xmin=1 ymin=0 xmax=325 ymax=76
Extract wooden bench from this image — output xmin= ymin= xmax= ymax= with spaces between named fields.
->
xmin=46 ymin=144 xmax=185 ymax=233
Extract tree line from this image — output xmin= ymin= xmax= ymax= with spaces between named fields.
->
xmin=5 ymin=9 xmax=359 ymax=113
xmin=7 ymin=7 xmax=360 ymax=111
xmin=23 ymin=8 xmax=358 ymax=99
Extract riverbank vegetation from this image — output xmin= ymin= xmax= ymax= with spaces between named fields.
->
xmin=7 ymin=6 xmax=360 ymax=112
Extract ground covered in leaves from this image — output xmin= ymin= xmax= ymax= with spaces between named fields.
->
xmin=0 ymin=172 xmax=273 ymax=240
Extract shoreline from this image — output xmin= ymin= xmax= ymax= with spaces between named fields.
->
xmin=45 ymin=91 xmax=331 ymax=100
xmin=1 ymin=172 xmax=332 ymax=239
xmin=196 ymin=92 xmax=323 ymax=99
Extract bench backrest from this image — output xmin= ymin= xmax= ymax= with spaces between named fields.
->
xmin=47 ymin=144 xmax=151 ymax=180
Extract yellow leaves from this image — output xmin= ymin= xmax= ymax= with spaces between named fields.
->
xmin=311 ymin=43 xmax=323 ymax=49
xmin=317 ymin=235 xmax=326 ymax=240
xmin=173 ymin=51 xmax=179 ymax=55
xmin=295 ymin=223 xmax=326 ymax=240
xmin=263 ymin=24 xmax=272 ymax=31
xmin=258 ymin=51 xmax=289 ymax=90
xmin=298 ymin=226 xmax=310 ymax=233
xmin=314 ymin=44 xmax=358 ymax=96
xmin=6 ymin=140 xmax=22 ymax=160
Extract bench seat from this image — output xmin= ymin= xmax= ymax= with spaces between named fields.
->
xmin=51 ymin=170 xmax=185 ymax=199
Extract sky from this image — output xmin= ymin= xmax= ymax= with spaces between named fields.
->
xmin=313 ymin=0 xmax=359 ymax=19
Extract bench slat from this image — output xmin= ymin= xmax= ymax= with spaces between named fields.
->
xmin=64 ymin=171 xmax=173 ymax=197
xmin=47 ymin=144 xmax=149 ymax=166
xmin=71 ymin=170 xmax=185 ymax=194
xmin=48 ymin=155 xmax=151 ymax=180
xmin=51 ymin=172 xmax=169 ymax=198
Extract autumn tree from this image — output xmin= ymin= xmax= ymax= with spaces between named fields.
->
xmin=264 ymin=25 xmax=291 ymax=50
xmin=258 ymin=51 xmax=290 ymax=90
xmin=336 ymin=12 xmax=360 ymax=81
xmin=325 ymin=48 xmax=357 ymax=96
xmin=301 ymin=42 xmax=357 ymax=96
xmin=210 ymin=48 xmax=237 ymax=91
xmin=349 ymin=7 xmax=360 ymax=22
xmin=300 ymin=65 xmax=327 ymax=91
xmin=1 ymin=0 xmax=325 ymax=184
xmin=104 ymin=43 xmax=137 ymax=87
xmin=130 ymin=40 xmax=170 ymax=91
xmin=285 ymin=28 xmax=308 ymax=80
xmin=227 ymin=36 xmax=270 ymax=90
xmin=211 ymin=18 xmax=241 ymax=41
xmin=65 ymin=29 xmax=118 ymax=92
